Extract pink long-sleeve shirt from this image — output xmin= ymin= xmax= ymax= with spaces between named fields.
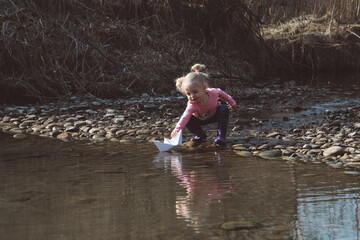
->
xmin=175 ymin=88 xmax=236 ymax=131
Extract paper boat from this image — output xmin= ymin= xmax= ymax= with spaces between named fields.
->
xmin=153 ymin=130 xmax=182 ymax=152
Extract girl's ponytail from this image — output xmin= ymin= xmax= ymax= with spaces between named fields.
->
xmin=175 ymin=77 xmax=185 ymax=93
xmin=191 ymin=64 xmax=206 ymax=72
xmin=175 ymin=64 xmax=209 ymax=94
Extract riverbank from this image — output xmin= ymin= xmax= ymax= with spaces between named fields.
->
xmin=1 ymin=83 xmax=360 ymax=171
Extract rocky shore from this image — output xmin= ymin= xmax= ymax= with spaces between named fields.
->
xmin=1 ymin=83 xmax=359 ymax=171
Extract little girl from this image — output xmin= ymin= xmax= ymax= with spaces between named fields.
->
xmin=171 ymin=64 xmax=237 ymax=146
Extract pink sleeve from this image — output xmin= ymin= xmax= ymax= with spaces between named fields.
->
xmin=175 ymin=104 xmax=196 ymax=131
xmin=216 ymin=89 xmax=236 ymax=106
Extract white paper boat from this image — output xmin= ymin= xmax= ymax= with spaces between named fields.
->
xmin=153 ymin=130 xmax=182 ymax=152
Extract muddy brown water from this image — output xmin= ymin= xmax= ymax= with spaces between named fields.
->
xmin=1 ymin=133 xmax=360 ymax=240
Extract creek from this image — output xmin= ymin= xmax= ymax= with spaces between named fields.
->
xmin=1 ymin=132 xmax=360 ymax=240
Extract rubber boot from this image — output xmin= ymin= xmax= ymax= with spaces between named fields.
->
xmin=214 ymin=117 xmax=228 ymax=146
xmin=186 ymin=124 xmax=207 ymax=142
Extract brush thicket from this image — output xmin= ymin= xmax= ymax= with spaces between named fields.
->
xmin=0 ymin=0 xmax=263 ymax=103
xmin=2 ymin=0 xmax=359 ymax=103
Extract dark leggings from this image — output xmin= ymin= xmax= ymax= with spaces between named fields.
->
xmin=186 ymin=104 xmax=229 ymax=129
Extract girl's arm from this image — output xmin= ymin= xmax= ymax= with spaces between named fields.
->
xmin=217 ymin=89 xmax=237 ymax=110
xmin=171 ymin=104 xmax=195 ymax=137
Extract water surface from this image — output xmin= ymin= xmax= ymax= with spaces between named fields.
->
xmin=0 ymin=133 xmax=360 ymax=239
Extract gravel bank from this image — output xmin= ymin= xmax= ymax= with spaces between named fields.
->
xmin=1 ymin=83 xmax=359 ymax=171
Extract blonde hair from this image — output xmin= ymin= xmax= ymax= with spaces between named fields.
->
xmin=175 ymin=64 xmax=209 ymax=94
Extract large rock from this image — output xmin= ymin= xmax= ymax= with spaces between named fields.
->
xmin=323 ymin=146 xmax=345 ymax=157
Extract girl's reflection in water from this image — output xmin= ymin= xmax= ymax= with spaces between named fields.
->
xmin=154 ymin=151 xmax=233 ymax=230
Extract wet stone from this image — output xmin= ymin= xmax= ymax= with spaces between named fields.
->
xmin=126 ymin=130 xmax=136 ymax=135
xmin=65 ymin=117 xmax=78 ymax=122
xmin=234 ymin=151 xmax=253 ymax=157
xmin=281 ymin=149 xmax=295 ymax=156
xmin=232 ymin=144 xmax=248 ymax=151
xmin=65 ymin=126 xmax=78 ymax=132
xmin=10 ymin=118 xmax=20 ymax=122
xmin=105 ymin=133 xmax=115 ymax=139
xmin=92 ymin=135 xmax=106 ymax=142
xmin=13 ymin=134 xmax=26 ymax=139
xmin=31 ymin=126 xmax=43 ymax=132
xmin=266 ymin=132 xmax=282 ymax=138
xmin=89 ymin=128 xmax=101 ymax=134
xmin=219 ymin=220 xmax=262 ymax=231
xmin=9 ymin=128 xmax=24 ymax=134
xmin=74 ymin=121 xmax=87 ymax=127
xmin=307 ymin=149 xmax=323 ymax=155
xmin=345 ymin=162 xmax=360 ymax=167
xmin=2 ymin=116 xmax=11 ymax=122
xmin=86 ymin=109 xmax=97 ymax=114
xmin=282 ymin=156 xmax=298 ymax=161
xmin=80 ymin=126 xmax=90 ymax=132
xmin=320 ymin=143 xmax=332 ymax=149
xmin=137 ymin=129 xmax=151 ymax=135
xmin=43 ymin=119 xmax=54 ymax=125
xmin=114 ymin=117 xmax=125 ymax=123
xmin=57 ymin=132 xmax=72 ymax=141
xmin=258 ymin=150 xmax=282 ymax=160
xmin=328 ymin=162 xmax=343 ymax=168
xmin=52 ymin=126 xmax=63 ymax=132
xmin=344 ymin=171 xmax=360 ymax=175
xmin=40 ymin=129 xmax=51 ymax=134
xmin=115 ymin=130 xmax=127 ymax=136
xmin=109 ymin=137 xmax=120 ymax=142
xmin=63 ymin=122 xmax=74 ymax=127
xmin=258 ymin=144 xmax=270 ymax=150
xmin=341 ymin=153 xmax=350 ymax=160
xmin=106 ymin=109 xmax=116 ymax=114
xmin=347 ymin=155 xmax=360 ymax=162
xmin=105 ymin=113 xmax=115 ymax=118
xmin=75 ymin=115 xmax=86 ymax=120
xmin=323 ymin=146 xmax=345 ymax=157
xmin=45 ymin=123 xmax=61 ymax=129
xmin=25 ymin=114 xmax=37 ymax=120
xmin=21 ymin=119 xmax=37 ymax=125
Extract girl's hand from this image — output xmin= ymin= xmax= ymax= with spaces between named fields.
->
xmin=171 ymin=129 xmax=179 ymax=138
xmin=230 ymin=104 xmax=238 ymax=111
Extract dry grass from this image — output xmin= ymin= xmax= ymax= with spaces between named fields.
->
xmin=246 ymin=0 xmax=360 ymax=24
xmin=262 ymin=14 xmax=360 ymax=74
xmin=0 ymin=0 xmax=264 ymax=103
xmin=246 ymin=0 xmax=360 ymax=76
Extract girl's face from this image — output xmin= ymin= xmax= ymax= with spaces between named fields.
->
xmin=183 ymin=83 xmax=207 ymax=104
